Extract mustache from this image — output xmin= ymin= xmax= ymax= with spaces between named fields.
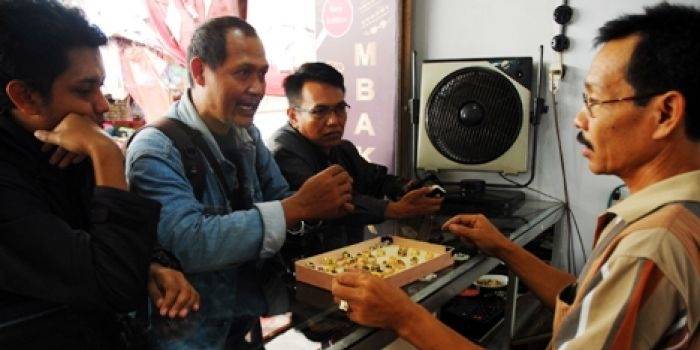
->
xmin=238 ymin=96 xmax=263 ymax=105
xmin=577 ymin=132 xmax=593 ymax=150
xmin=324 ymin=130 xmax=344 ymax=136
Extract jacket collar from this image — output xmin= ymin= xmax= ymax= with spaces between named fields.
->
xmin=170 ymin=89 xmax=255 ymax=163
xmin=275 ymin=123 xmax=331 ymax=166
xmin=0 ymin=110 xmax=51 ymax=166
xmin=0 ymin=110 xmax=93 ymax=197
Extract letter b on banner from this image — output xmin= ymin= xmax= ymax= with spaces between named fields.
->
xmin=356 ymin=78 xmax=375 ymax=101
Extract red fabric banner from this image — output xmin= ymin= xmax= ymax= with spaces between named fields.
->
xmin=144 ymin=0 xmax=243 ymax=65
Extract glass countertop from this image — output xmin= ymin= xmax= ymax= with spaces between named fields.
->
xmin=264 ymin=199 xmax=564 ymax=349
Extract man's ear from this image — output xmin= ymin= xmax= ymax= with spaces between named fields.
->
xmin=5 ymin=80 xmax=44 ymax=116
xmin=189 ymin=57 xmax=206 ymax=86
xmin=287 ymin=107 xmax=299 ymax=128
xmin=652 ymin=90 xmax=686 ymax=140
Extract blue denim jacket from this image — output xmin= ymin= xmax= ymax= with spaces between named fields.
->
xmin=126 ymin=91 xmax=290 ymax=349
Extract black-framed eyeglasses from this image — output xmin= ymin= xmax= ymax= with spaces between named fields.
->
xmin=582 ymin=91 xmax=661 ymax=118
xmin=294 ymin=101 xmax=350 ymax=120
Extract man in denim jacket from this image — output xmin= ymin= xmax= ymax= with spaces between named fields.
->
xmin=126 ymin=17 xmax=353 ymax=349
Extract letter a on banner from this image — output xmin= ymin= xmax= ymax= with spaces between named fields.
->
xmin=354 ymin=113 xmax=376 ymax=136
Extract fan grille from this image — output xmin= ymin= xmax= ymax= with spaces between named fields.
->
xmin=425 ymin=66 xmax=523 ymax=165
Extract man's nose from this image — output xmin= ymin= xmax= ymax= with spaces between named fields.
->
xmin=574 ymin=106 xmax=589 ymax=131
xmin=248 ymin=74 xmax=266 ymax=96
xmin=94 ymin=92 xmax=110 ymax=116
xmin=326 ymin=110 xmax=345 ymax=126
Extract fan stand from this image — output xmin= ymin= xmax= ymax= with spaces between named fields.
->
xmin=442 ymin=185 xmax=526 ymax=218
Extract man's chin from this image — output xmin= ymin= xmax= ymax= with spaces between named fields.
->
xmin=325 ymin=138 xmax=343 ymax=147
xmin=313 ymin=138 xmax=342 ymax=150
xmin=323 ymin=133 xmax=343 ymax=142
xmin=231 ymin=115 xmax=255 ymax=127
xmin=587 ymin=161 xmax=607 ymax=175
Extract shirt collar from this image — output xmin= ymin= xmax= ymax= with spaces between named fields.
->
xmin=607 ymin=169 xmax=700 ymax=224
xmin=173 ymin=89 xmax=254 ymax=161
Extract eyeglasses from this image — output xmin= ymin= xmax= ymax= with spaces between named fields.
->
xmin=294 ymin=101 xmax=350 ymax=120
xmin=582 ymin=91 xmax=661 ymax=118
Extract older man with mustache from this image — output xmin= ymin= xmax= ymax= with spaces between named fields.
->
xmin=331 ymin=3 xmax=700 ymax=349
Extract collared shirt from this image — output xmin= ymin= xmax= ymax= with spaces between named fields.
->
xmin=126 ymin=90 xmax=290 ymax=349
xmin=551 ymin=170 xmax=700 ymax=349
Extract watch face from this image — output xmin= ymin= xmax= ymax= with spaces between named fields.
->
xmin=152 ymin=250 xmax=180 ymax=270
xmin=288 ymin=221 xmax=305 ymax=236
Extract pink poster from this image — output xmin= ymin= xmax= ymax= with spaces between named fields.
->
xmin=316 ymin=0 xmax=399 ymax=171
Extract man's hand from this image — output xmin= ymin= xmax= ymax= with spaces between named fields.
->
xmin=148 ymin=263 xmax=200 ymax=319
xmin=385 ymin=187 xmax=443 ymax=219
xmin=442 ymin=214 xmax=513 ymax=257
xmin=40 ymin=143 xmax=87 ymax=168
xmin=282 ymin=165 xmax=354 ymax=225
xmin=333 ymin=272 xmax=485 ymax=350
xmin=331 ymin=272 xmax=417 ymax=330
xmin=33 ymin=113 xmax=117 ymax=162
xmin=33 ymin=113 xmax=126 ymax=189
xmin=444 ymin=214 xmax=576 ymax=311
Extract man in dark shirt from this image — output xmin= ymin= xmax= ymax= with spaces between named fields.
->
xmin=270 ymin=62 xmax=442 ymax=263
xmin=0 ymin=1 xmax=198 ymax=348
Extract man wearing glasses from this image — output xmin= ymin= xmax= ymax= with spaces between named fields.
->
xmin=331 ymin=3 xmax=700 ymax=349
xmin=271 ymin=62 xmax=442 ymax=264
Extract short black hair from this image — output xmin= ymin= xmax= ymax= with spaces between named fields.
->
xmin=0 ymin=0 xmax=107 ymax=113
xmin=595 ymin=2 xmax=700 ymax=141
xmin=186 ymin=16 xmax=258 ymax=85
xmin=283 ymin=62 xmax=346 ymax=106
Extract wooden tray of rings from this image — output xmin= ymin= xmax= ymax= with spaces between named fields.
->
xmin=295 ymin=236 xmax=454 ymax=291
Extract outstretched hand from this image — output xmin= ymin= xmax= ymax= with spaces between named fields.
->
xmin=386 ymin=187 xmax=443 ymax=219
xmin=442 ymin=214 xmax=511 ymax=257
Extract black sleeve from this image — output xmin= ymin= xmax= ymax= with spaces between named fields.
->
xmin=341 ymin=194 xmax=388 ymax=225
xmin=273 ymin=148 xmax=316 ymax=191
xmin=339 ymin=142 xmax=407 ymax=200
xmin=275 ymin=146 xmax=388 ymax=226
xmin=0 ymin=167 xmax=160 ymax=313
xmin=336 ymin=143 xmax=414 ymax=224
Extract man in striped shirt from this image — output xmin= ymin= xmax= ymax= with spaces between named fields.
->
xmin=331 ymin=3 xmax=700 ymax=349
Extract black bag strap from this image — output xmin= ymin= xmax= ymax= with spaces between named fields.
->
xmin=128 ymin=118 xmax=246 ymax=209
xmin=155 ymin=119 xmax=211 ymax=200
xmin=127 ymin=118 xmax=206 ymax=200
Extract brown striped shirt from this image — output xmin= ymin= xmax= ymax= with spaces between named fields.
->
xmin=550 ymin=170 xmax=700 ymax=349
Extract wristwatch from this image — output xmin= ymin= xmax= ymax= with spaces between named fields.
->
xmin=287 ymin=220 xmax=324 ymax=236
xmin=150 ymin=248 xmax=182 ymax=270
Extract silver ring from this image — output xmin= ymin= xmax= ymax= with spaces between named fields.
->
xmin=339 ymin=299 xmax=349 ymax=312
